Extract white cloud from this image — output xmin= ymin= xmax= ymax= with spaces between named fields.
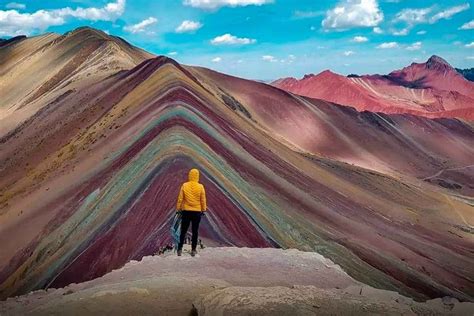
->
xmin=5 ymin=2 xmax=25 ymax=9
xmin=394 ymin=7 xmax=431 ymax=24
xmin=344 ymin=50 xmax=355 ymax=56
xmin=54 ymin=0 xmax=125 ymax=21
xmin=0 ymin=0 xmax=125 ymax=36
xmin=459 ymin=20 xmax=474 ymax=30
xmin=0 ymin=10 xmax=64 ymax=36
xmin=429 ymin=3 xmax=469 ymax=23
xmin=211 ymin=57 xmax=222 ymax=62
xmin=416 ymin=30 xmax=426 ymax=35
xmin=123 ymin=17 xmax=157 ymax=34
xmin=466 ymin=56 xmax=474 ymax=60
xmin=394 ymin=4 xmax=470 ymax=34
xmin=279 ymin=54 xmax=296 ymax=64
xmin=352 ymin=35 xmax=368 ymax=42
xmin=168 ymin=51 xmax=178 ymax=56
xmin=175 ymin=20 xmax=202 ymax=33
xmin=183 ymin=0 xmax=273 ymax=10
xmin=406 ymin=41 xmax=422 ymax=51
xmin=377 ymin=41 xmax=398 ymax=49
xmin=391 ymin=27 xmax=409 ymax=36
xmin=322 ymin=0 xmax=384 ymax=30
xmin=262 ymin=55 xmax=277 ymax=62
xmin=210 ymin=33 xmax=256 ymax=45
xmin=466 ymin=42 xmax=474 ymax=48
xmin=373 ymin=26 xmax=383 ymax=33
xmin=310 ymin=25 xmax=316 ymax=31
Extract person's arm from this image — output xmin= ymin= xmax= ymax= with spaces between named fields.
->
xmin=200 ymin=185 xmax=207 ymax=212
xmin=176 ymin=184 xmax=184 ymax=211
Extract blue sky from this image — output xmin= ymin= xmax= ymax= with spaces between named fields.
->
xmin=1 ymin=0 xmax=473 ymax=79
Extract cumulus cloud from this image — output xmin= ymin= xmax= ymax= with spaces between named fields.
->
xmin=429 ymin=3 xmax=469 ymax=23
xmin=175 ymin=20 xmax=202 ymax=33
xmin=391 ymin=27 xmax=409 ymax=36
xmin=168 ymin=51 xmax=178 ymax=56
xmin=211 ymin=57 xmax=222 ymax=62
xmin=322 ymin=0 xmax=383 ymax=30
xmin=262 ymin=55 xmax=277 ymax=62
xmin=351 ymin=35 xmax=368 ymax=42
xmin=5 ymin=2 xmax=25 ymax=9
xmin=0 ymin=0 xmax=125 ymax=36
xmin=54 ymin=0 xmax=125 ymax=21
xmin=377 ymin=41 xmax=398 ymax=49
xmin=466 ymin=42 xmax=474 ymax=48
xmin=344 ymin=50 xmax=355 ymax=56
xmin=394 ymin=7 xmax=432 ymax=24
xmin=210 ymin=33 xmax=256 ymax=45
xmin=394 ymin=4 xmax=470 ymax=35
xmin=406 ymin=41 xmax=422 ymax=51
xmin=183 ymin=0 xmax=273 ymax=10
xmin=459 ymin=20 xmax=474 ymax=30
xmin=123 ymin=17 xmax=157 ymax=34
xmin=0 ymin=10 xmax=64 ymax=36
xmin=416 ymin=30 xmax=427 ymax=35
xmin=373 ymin=26 xmax=383 ymax=33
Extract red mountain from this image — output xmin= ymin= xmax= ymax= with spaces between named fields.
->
xmin=273 ymin=55 xmax=474 ymax=120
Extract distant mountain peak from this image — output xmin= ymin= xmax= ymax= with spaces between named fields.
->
xmin=319 ymin=69 xmax=335 ymax=75
xmin=425 ymin=55 xmax=453 ymax=71
xmin=71 ymin=26 xmax=104 ymax=33
xmin=0 ymin=35 xmax=27 ymax=48
xmin=64 ymin=26 xmax=109 ymax=40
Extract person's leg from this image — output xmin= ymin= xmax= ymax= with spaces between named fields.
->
xmin=178 ymin=212 xmax=191 ymax=251
xmin=191 ymin=212 xmax=202 ymax=251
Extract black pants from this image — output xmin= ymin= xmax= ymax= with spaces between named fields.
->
xmin=178 ymin=211 xmax=202 ymax=251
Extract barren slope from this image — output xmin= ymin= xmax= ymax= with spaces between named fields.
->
xmin=0 ymin=29 xmax=473 ymax=304
xmin=197 ymin=66 xmax=474 ymax=195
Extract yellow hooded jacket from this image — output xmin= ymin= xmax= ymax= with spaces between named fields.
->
xmin=176 ymin=169 xmax=207 ymax=212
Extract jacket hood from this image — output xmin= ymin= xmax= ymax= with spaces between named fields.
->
xmin=188 ymin=168 xmax=200 ymax=182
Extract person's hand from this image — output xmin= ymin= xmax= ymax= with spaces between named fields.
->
xmin=201 ymin=211 xmax=206 ymax=216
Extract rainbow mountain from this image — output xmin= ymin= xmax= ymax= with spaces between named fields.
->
xmin=0 ymin=27 xmax=473 ymax=302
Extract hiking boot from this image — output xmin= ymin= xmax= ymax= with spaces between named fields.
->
xmin=191 ymin=249 xmax=197 ymax=257
xmin=177 ymin=249 xmax=182 ymax=256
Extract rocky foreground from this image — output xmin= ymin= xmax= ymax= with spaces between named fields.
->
xmin=1 ymin=247 xmax=473 ymax=316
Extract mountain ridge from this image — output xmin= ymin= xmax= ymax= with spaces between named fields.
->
xmin=1 ymin=27 xmax=473 ymax=303
xmin=273 ymin=55 xmax=474 ymax=120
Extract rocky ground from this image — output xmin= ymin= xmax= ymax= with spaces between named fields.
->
xmin=1 ymin=247 xmax=473 ymax=315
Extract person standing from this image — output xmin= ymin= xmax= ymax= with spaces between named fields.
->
xmin=176 ymin=168 xmax=207 ymax=257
